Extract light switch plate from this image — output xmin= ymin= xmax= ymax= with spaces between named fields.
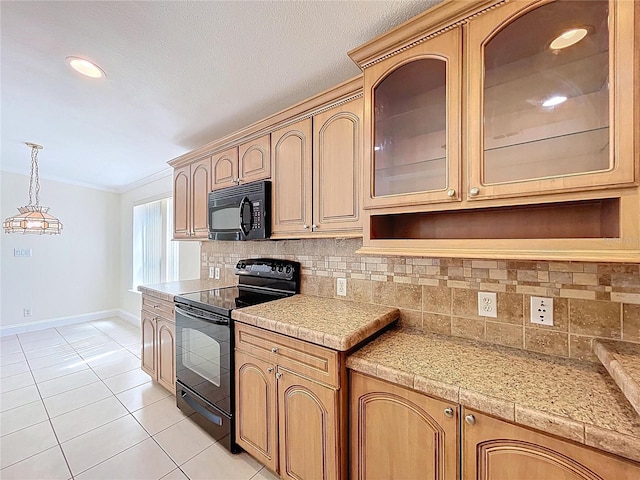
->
xmin=14 ymin=248 xmax=32 ymax=257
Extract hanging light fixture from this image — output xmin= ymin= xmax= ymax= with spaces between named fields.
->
xmin=3 ymin=143 xmax=63 ymax=235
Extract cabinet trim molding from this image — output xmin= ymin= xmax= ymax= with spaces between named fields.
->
xmin=348 ymin=0 xmax=507 ymax=69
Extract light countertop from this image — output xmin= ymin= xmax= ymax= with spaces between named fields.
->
xmin=137 ymin=279 xmax=222 ymax=301
xmin=594 ymin=340 xmax=640 ymax=418
xmin=347 ymin=326 xmax=640 ymax=463
xmin=231 ymin=294 xmax=399 ymax=351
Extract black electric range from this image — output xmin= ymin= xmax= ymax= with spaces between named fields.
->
xmin=173 ymin=258 xmax=300 ymax=453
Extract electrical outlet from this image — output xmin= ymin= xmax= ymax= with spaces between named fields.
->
xmin=23 ymin=308 xmax=32 ymax=317
xmin=337 ymin=278 xmax=347 ymax=297
xmin=214 ymin=267 xmax=221 ymax=280
xmin=478 ymin=292 xmax=497 ymax=318
xmin=14 ymin=248 xmax=32 ymax=257
xmin=530 ymin=296 xmax=554 ymax=326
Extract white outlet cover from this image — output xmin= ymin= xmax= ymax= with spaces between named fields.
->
xmin=478 ymin=292 xmax=497 ymax=318
xmin=209 ymin=266 xmax=215 ymax=279
xmin=214 ymin=267 xmax=221 ymax=280
xmin=337 ymin=278 xmax=347 ymax=296
xmin=530 ymin=296 xmax=554 ymax=326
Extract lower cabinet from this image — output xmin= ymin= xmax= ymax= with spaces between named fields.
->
xmin=350 ymin=371 xmax=640 ymax=480
xmin=140 ymin=294 xmax=176 ymax=394
xmin=235 ymin=323 xmax=346 ymax=480
xmin=462 ymin=409 xmax=640 ymax=480
xmin=350 ymin=372 xmax=459 ymax=480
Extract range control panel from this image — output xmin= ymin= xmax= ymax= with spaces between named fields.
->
xmin=234 ymin=258 xmax=300 ymax=282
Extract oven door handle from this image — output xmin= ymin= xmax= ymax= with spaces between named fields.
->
xmin=174 ymin=306 xmax=229 ymax=326
xmin=180 ymin=390 xmax=223 ymax=426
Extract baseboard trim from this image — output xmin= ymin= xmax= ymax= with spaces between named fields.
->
xmin=118 ymin=309 xmax=140 ymax=327
xmin=0 ymin=309 xmax=140 ymax=337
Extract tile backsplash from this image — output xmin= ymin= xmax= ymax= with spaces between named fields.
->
xmin=201 ymin=238 xmax=640 ymax=362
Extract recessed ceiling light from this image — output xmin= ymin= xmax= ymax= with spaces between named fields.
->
xmin=550 ymin=28 xmax=588 ymax=50
xmin=65 ymin=56 xmax=105 ymax=78
xmin=542 ymin=95 xmax=568 ymax=107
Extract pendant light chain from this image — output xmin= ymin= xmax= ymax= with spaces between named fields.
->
xmin=33 ymin=145 xmax=41 ymax=207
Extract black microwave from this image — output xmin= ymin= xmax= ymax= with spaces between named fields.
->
xmin=208 ymin=180 xmax=271 ymax=240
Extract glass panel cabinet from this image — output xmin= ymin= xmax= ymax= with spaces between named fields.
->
xmin=466 ymin=0 xmax=636 ymax=199
xmin=363 ymin=27 xmax=461 ymax=208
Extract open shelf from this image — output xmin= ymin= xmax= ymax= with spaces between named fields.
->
xmin=370 ymin=198 xmax=619 ymax=240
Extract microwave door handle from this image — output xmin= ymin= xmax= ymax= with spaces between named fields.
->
xmin=239 ymin=196 xmax=252 ymax=237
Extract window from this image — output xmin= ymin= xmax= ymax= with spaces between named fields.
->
xmin=132 ymin=197 xmax=178 ymax=289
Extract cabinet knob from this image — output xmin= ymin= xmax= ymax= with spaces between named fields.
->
xmin=469 ymin=187 xmax=480 ymax=197
xmin=444 ymin=407 xmax=454 ymax=418
xmin=271 ymin=347 xmax=279 ymax=353
xmin=312 ymin=224 xmax=317 ymax=229
xmin=447 ymin=189 xmax=456 ymax=198
xmin=267 ymin=367 xmax=274 ymax=373
xmin=465 ymin=414 xmax=476 ymax=425
xmin=303 ymin=224 xmax=309 ymax=229
xmin=275 ymin=372 xmax=283 ymax=379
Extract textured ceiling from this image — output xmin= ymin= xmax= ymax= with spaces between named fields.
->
xmin=1 ymin=0 xmax=438 ymax=191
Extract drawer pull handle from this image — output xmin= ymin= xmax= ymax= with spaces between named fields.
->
xmin=465 ymin=414 xmax=476 ymax=425
xmin=444 ymin=407 xmax=454 ymax=418
xmin=275 ymin=372 xmax=283 ymax=379
xmin=271 ymin=347 xmax=279 ymax=353
xmin=153 ymin=305 xmax=160 ymax=309
xmin=267 ymin=367 xmax=274 ymax=373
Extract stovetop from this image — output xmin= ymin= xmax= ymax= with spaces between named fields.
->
xmin=175 ymin=285 xmax=291 ymax=317
xmin=174 ymin=258 xmax=300 ymax=317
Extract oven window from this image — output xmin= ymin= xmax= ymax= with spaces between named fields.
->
xmin=211 ymin=206 xmax=239 ymax=230
xmin=181 ymin=328 xmax=222 ymax=386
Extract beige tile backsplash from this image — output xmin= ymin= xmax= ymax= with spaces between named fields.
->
xmin=201 ymin=238 xmax=640 ymax=362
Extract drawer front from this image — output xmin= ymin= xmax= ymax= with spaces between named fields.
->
xmin=142 ymin=294 xmax=175 ymax=321
xmin=235 ymin=323 xmax=339 ymax=388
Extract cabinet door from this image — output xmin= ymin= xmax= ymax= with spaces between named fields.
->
xmin=363 ymin=27 xmax=461 ymax=209
xmin=278 ymin=368 xmax=339 ymax=480
xmin=235 ymin=351 xmax=278 ymax=474
xmin=271 ymin=118 xmax=313 ymax=238
xmin=156 ymin=319 xmax=176 ymax=394
xmin=173 ymin=165 xmax=191 ymax=239
xmin=190 ymin=156 xmax=212 ymax=238
xmin=350 ymin=372 xmax=458 ymax=480
xmin=463 ymin=409 xmax=640 ymax=480
xmin=239 ymin=135 xmax=271 ymax=184
xmin=141 ymin=311 xmax=156 ymax=379
xmin=212 ymin=147 xmax=239 ymax=190
xmin=313 ymin=97 xmax=363 ymax=235
xmin=466 ymin=0 xmax=636 ymax=200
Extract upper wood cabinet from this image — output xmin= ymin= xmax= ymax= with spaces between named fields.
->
xmin=465 ymin=0 xmax=636 ymax=201
xmin=173 ymin=156 xmax=211 ymax=240
xmin=462 ymin=409 xmax=640 ymax=480
xmin=271 ymin=118 xmax=314 ymax=238
xmin=349 ymin=0 xmax=639 ymax=261
xmin=212 ymin=147 xmax=238 ymax=191
xmin=363 ymin=28 xmax=461 ymax=209
xmin=271 ymin=97 xmax=363 ymax=238
xmin=212 ymin=136 xmax=271 ymax=191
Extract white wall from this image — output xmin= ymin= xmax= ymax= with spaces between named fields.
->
xmin=119 ymin=174 xmax=200 ymax=319
xmin=1 ymin=171 xmax=121 ymax=332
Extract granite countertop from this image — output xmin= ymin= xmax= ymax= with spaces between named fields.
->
xmin=594 ymin=340 xmax=640 ymax=417
xmin=231 ymin=294 xmax=399 ymax=351
xmin=347 ymin=326 xmax=640 ymax=463
xmin=137 ymin=278 xmax=222 ymax=301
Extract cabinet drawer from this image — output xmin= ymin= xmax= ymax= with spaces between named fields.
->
xmin=142 ymin=295 xmax=175 ymax=321
xmin=235 ymin=323 xmax=339 ymax=388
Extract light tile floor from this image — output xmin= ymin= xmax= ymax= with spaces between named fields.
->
xmin=0 ymin=318 xmax=278 ymax=480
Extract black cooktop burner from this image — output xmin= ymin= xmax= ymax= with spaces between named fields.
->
xmin=175 ymin=286 xmax=291 ymax=317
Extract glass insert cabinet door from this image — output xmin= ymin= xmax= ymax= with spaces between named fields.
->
xmin=466 ymin=0 xmax=636 ymax=200
xmin=364 ymin=27 xmax=461 ymax=208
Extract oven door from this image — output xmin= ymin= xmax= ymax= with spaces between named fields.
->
xmin=174 ymin=304 xmax=232 ymax=416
